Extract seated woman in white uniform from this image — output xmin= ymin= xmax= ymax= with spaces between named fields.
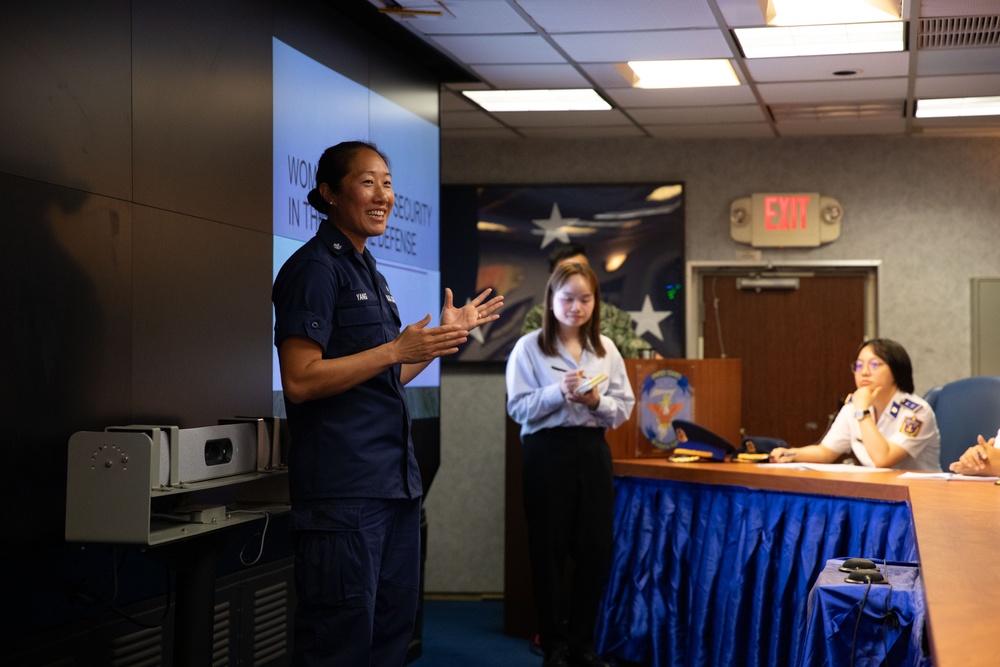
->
xmin=769 ymin=338 xmax=941 ymax=471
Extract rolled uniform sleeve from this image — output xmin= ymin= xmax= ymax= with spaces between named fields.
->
xmin=273 ymin=259 xmax=335 ymax=348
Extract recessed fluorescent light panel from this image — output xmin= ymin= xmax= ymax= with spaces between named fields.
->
xmin=624 ymin=60 xmax=740 ymax=88
xmin=462 ymin=89 xmax=610 ymax=112
xmin=734 ymin=21 xmax=905 ymax=58
xmin=765 ymin=0 xmax=901 ymax=26
xmin=916 ymin=96 xmax=1000 ymax=118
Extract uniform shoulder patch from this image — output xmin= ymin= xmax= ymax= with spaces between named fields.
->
xmin=901 ymin=398 xmax=920 ymax=411
xmin=901 ymin=416 xmax=923 ymax=437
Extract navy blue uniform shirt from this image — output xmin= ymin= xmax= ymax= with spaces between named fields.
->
xmin=272 ymin=220 xmax=422 ymax=502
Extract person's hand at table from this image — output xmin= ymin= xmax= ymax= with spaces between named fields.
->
xmin=948 ymin=434 xmax=999 ymax=475
xmin=769 ymin=447 xmax=798 ymax=462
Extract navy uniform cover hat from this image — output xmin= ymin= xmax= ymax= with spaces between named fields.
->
xmin=672 ymin=419 xmax=738 ymax=462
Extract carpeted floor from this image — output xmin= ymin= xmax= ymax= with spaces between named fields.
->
xmin=408 ymin=598 xmax=542 ymax=667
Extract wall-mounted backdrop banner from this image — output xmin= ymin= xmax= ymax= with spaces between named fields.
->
xmin=442 ymin=184 xmax=685 ymax=362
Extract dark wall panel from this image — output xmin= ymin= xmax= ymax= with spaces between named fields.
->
xmin=0 ymin=174 xmax=134 ymax=547
xmin=0 ymin=1 xmax=132 ymax=199
xmin=1 ymin=0 xmax=447 ymax=653
xmin=132 ymin=0 xmax=272 ymax=232
xmin=273 ymin=0 xmax=440 ymax=124
xmin=273 ymin=0 xmax=372 ymax=93
xmin=132 ymin=206 xmax=272 ymax=427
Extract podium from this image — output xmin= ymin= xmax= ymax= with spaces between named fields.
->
xmin=605 ymin=358 xmax=742 ymax=459
xmin=503 ymin=358 xmax=742 ymax=638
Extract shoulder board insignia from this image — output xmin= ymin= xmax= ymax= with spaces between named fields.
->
xmin=889 ymin=402 xmax=900 ymax=419
xmin=902 ymin=398 xmax=920 ymax=411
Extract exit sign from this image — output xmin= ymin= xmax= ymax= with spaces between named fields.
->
xmin=730 ymin=192 xmax=842 ymax=248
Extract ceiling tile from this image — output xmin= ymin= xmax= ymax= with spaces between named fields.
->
xmin=553 ymin=29 xmax=736 ymax=62
xmin=364 ymin=0 xmax=1000 ymax=138
xmin=517 ymin=125 xmax=648 ymax=138
xmin=440 ymin=127 xmax=523 ymax=139
xmin=916 ymin=47 xmax=1000 ymax=76
xmin=628 ymin=104 xmax=768 ymax=123
xmin=746 ymin=52 xmax=911 ymax=82
xmin=517 ymin=0 xmax=719 ymax=32
xmin=915 ymin=72 xmax=1000 ymax=97
xmin=384 ymin=0 xmax=535 ymax=35
xmin=429 ymin=33 xmax=567 ymax=64
xmin=715 ymin=0 xmax=770 ymax=28
xmin=489 ymin=109 xmax=634 ymax=128
xmin=606 ymin=85 xmax=758 ymax=107
xmin=645 ymin=122 xmax=775 ymax=138
xmin=441 ymin=89 xmax=479 ymax=111
xmin=470 ymin=63 xmax=591 ymax=88
xmin=919 ymin=0 xmax=1000 ymax=18
xmin=756 ymin=78 xmax=909 ymax=104
xmin=776 ymin=117 xmax=907 ymax=135
xmin=912 ymin=116 xmax=1000 ymax=136
xmin=441 ymin=109 xmax=509 ymax=129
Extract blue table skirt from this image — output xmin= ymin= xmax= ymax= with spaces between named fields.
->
xmin=595 ymin=476 xmax=918 ymax=666
xmin=800 ymin=559 xmax=928 ymax=667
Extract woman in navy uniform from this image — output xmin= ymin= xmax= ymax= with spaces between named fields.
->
xmin=273 ymin=141 xmax=502 ymax=666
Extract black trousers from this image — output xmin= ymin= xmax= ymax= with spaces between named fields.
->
xmin=522 ymin=426 xmax=615 ymax=654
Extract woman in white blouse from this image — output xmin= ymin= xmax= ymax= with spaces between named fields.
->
xmin=505 ymin=261 xmax=635 ymax=667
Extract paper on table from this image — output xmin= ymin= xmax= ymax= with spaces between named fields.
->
xmin=756 ymin=463 xmax=893 ymax=473
xmin=897 ymin=471 xmax=999 ymax=481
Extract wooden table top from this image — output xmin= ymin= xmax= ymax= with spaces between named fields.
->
xmin=613 ymin=458 xmax=1000 ymax=667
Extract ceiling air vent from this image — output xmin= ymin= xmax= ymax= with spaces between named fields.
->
xmin=769 ymin=102 xmax=904 ymax=122
xmin=918 ymin=15 xmax=1000 ymax=49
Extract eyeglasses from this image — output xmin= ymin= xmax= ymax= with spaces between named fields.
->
xmin=851 ymin=359 xmax=885 ymax=374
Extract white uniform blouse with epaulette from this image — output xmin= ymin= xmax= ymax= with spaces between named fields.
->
xmin=821 ymin=389 xmax=942 ymax=471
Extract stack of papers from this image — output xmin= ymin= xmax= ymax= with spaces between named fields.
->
xmin=756 ymin=463 xmax=892 ymax=473
xmin=897 ymin=471 xmax=999 ymax=482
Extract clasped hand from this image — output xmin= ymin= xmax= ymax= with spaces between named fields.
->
xmin=949 ymin=434 xmax=998 ymax=475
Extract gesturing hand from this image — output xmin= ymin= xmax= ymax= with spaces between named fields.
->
xmin=441 ymin=287 xmax=505 ymax=331
xmin=392 ymin=314 xmax=468 ymax=363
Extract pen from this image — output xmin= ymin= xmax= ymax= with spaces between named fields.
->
xmin=551 ymin=366 xmax=568 ymax=372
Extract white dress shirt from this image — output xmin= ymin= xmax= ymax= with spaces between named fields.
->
xmin=821 ymin=389 xmax=941 ymax=471
xmin=505 ymin=330 xmax=635 ymax=437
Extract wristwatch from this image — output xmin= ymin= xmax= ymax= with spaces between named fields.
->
xmin=854 ymin=407 xmax=869 ymax=421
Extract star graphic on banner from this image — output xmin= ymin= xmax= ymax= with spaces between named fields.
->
xmin=532 ymin=203 xmax=576 ymax=249
xmin=629 ymin=295 xmax=672 ymax=341
xmin=466 ymin=297 xmax=486 ymax=344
